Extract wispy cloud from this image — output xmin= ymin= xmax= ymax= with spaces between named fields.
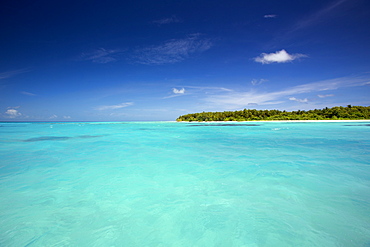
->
xmin=0 ymin=69 xmax=30 ymax=80
xmin=185 ymin=86 xmax=233 ymax=92
xmin=8 ymin=106 xmax=20 ymax=109
xmin=133 ymin=34 xmax=212 ymax=65
xmin=152 ymin=16 xmax=181 ymax=25
xmin=80 ymin=48 xmax=122 ymax=64
xmin=95 ymin=102 xmax=133 ymax=110
xmin=264 ymin=14 xmax=277 ymax=18
xmin=251 ymin=79 xmax=268 ymax=85
xmin=163 ymin=86 xmax=232 ymax=99
xmin=289 ymin=97 xmax=308 ymax=103
xmin=254 ymin=49 xmax=306 ymax=64
xmin=49 ymin=114 xmax=58 ymax=119
xmin=204 ymin=75 xmax=370 ymax=109
xmin=289 ymin=0 xmax=350 ymax=33
xmin=205 ymin=90 xmax=283 ymax=109
xmin=21 ymin=91 xmax=37 ymax=96
xmin=318 ymin=94 xmax=334 ymax=98
xmin=267 ymin=0 xmax=353 ymax=46
xmin=80 ymin=35 xmax=211 ymax=65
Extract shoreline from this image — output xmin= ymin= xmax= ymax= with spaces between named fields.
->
xmin=177 ymin=120 xmax=370 ymax=123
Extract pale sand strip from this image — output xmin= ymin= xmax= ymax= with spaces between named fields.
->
xmin=247 ymin=120 xmax=370 ymax=123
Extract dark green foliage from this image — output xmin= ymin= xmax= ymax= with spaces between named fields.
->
xmin=176 ymin=106 xmax=370 ymax=122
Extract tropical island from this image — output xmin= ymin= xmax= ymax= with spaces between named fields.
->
xmin=176 ymin=105 xmax=370 ymax=122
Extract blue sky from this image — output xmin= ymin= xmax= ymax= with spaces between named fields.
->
xmin=1 ymin=0 xmax=369 ymax=121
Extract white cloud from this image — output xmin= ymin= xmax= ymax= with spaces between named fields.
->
xmin=251 ymin=79 xmax=268 ymax=85
xmin=96 ymin=102 xmax=133 ymax=110
xmin=81 ymin=48 xmax=121 ymax=64
xmin=21 ymin=91 xmax=36 ymax=96
xmin=289 ymin=97 xmax=308 ymax=103
xmin=173 ymin=88 xmax=185 ymax=94
xmin=317 ymin=94 xmax=334 ymax=98
xmin=264 ymin=14 xmax=277 ymax=18
xmin=63 ymin=116 xmax=71 ymax=119
xmin=49 ymin=114 xmax=58 ymax=119
xmin=5 ymin=109 xmax=22 ymax=118
xmin=254 ymin=49 xmax=306 ymax=64
xmin=204 ymin=75 xmax=370 ymax=109
xmin=133 ymin=34 xmax=212 ymax=65
xmin=163 ymin=88 xmax=186 ymax=99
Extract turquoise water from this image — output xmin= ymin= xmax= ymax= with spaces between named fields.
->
xmin=0 ymin=121 xmax=369 ymax=246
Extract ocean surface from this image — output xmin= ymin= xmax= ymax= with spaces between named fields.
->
xmin=0 ymin=121 xmax=369 ymax=247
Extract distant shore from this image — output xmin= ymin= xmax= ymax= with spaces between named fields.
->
xmin=176 ymin=106 xmax=370 ymax=122
xmin=177 ymin=120 xmax=370 ymax=123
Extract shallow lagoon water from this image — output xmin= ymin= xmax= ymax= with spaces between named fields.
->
xmin=0 ymin=121 xmax=369 ymax=246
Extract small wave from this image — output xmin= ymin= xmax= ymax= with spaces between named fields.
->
xmin=23 ymin=136 xmax=71 ymax=142
xmin=344 ymin=124 xmax=370 ymax=126
xmin=23 ymin=135 xmax=104 ymax=142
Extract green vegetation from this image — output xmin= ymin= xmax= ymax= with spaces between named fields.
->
xmin=176 ymin=105 xmax=370 ymax=122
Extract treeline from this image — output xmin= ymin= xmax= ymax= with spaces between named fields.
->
xmin=176 ymin=105 xmax=370 ymax=122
